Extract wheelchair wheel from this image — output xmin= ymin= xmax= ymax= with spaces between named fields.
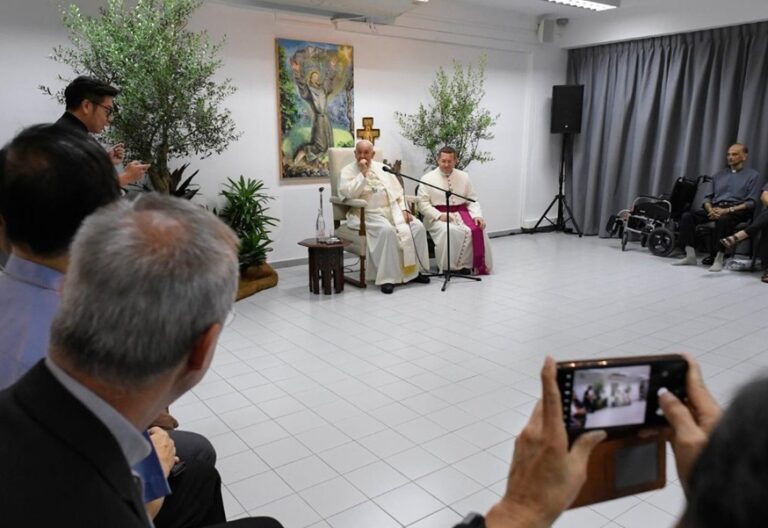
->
xmin=621 ymin=231 xmax=628 ymax=251
xmin=648 ymin=227 xmax=675 ymax=257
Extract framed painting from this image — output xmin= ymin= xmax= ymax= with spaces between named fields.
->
xmin=276 ymin=38 xmax=354 ymax=183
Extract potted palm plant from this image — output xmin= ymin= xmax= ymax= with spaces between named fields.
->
xmin=219 ymin=176 xmax=279 ymax=299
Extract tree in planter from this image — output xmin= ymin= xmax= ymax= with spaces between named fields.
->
xmin=219 ymin=176 xmax=278 ymax=271
xmin=395 ymin=56 xmax=498 ymax=171
xmin=40 ymin=0 xmax=240 ymax=193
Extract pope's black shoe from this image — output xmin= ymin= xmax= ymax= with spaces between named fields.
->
xmin=380 ymin=283 xmax=395 ymax=294
xmin=412 ymin=274 xmax=431 ymax=284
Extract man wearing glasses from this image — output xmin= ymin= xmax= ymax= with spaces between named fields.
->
xmin=55 ymin=76 xmax=149 ymax=187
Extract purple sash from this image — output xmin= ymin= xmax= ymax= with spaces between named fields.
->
xmin=435 ymin=204 xmax=489 ymax=275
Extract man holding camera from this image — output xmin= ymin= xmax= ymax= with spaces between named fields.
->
xmin=459 ymin=352 xmax=720 ymax=528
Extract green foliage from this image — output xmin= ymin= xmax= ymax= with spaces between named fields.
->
xmin=277 ymin=45 xmax=301 ymax=136
xmin=394 ymin=56 xmax=498 ymax=171
xmin=282 ymin=128 xmax=354 ymax=159
xmin=168 ymin=163 xmax=201 ymax=200
xmin=219 ymin=176 xmax=278 ymax=269
xmin=41 ymin=0 xmax=240 ymax=193
xmin=129 ymin=162 xmax=200 ymax=199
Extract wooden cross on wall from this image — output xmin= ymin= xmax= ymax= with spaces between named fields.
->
xmin=356 ymin=117 xmax=380 ymax=145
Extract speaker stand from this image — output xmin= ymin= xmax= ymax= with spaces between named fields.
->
xmin=527 ymin=134 xmax=582 ymax=237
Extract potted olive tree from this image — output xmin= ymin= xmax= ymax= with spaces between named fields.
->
xmin=219 ymin=177 xmax=279 ymax=299
xmin=40 ymin=0 xmax=240 ymax=193
xmin=395 ymin=56 xmax=498 ymax=171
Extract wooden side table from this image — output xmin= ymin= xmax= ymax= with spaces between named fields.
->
xmin=298 ymin=238 xmax=351 ymax=295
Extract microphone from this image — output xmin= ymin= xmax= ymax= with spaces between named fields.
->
xmin=382 ymin=165 xmax=397 ymax=175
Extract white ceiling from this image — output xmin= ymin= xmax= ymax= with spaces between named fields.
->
xmin=246 ymin=0 xmax=719 ymax=21
xmin=454 ymin=0 xmax=627 ymax=18
xmin=217 ymin=0 xmax=768 ymax=47
xmin=222 ymin=0 xmax=644 ymax=22
xmin=222 ymin=0 xmax=765 ymax=25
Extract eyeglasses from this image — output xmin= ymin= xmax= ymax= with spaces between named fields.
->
xmin=92 ymin=101 xmax=117 ymax=117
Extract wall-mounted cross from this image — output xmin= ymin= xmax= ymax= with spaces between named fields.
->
xmin=356 ymin=117 xmax=380 ymax=145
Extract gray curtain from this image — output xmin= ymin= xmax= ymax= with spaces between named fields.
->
xmin=566 ymin=21 xmax=768 ymax=235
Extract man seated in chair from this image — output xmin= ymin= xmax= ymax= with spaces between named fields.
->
xmin=0 ymin=126 xmax=223 ymax=527
xmin=720 ymin=182 xmax=768 ymax=283
xmin=673 ymin=143 xmax=761 ymax=271
xmin=418 ymin=146 xmax=493 ymax=275
xmin=339 ymin=140 xmax=430 ymax=294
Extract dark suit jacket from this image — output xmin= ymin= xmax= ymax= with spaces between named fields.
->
xmin=54 ymin=111 xmax=90 ymax=136
xmin=0 ymin=361 xmax=149 ymax=527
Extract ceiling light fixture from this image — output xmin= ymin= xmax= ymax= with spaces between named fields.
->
xmin=544 ymin=0 xmax=620 ymax=11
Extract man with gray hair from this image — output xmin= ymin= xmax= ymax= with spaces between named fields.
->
xmin=0 ymin=125 xmax=227 ymax=527
xmin=0 ymin=193 xmax=281 ymax=528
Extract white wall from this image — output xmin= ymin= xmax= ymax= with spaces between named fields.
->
xmin=0 ymin=0 xmax=566 ymax=264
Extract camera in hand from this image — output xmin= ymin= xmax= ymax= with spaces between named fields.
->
xmin=557 ymin=354 xmax=687 ymax=438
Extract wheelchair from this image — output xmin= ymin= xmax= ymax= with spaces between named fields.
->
xmin=607 ymin=176 xmax=702 ymax=257
xmin=615 ymin=197 xmax=676 ymax=255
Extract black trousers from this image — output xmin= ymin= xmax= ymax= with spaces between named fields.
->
xmin=745 ymin=209 xmax=768 ymax=239
xmin=678 ymin=209 xmax=752 ymax=254
xmin=154 ymin=460 xmax=226 ymax=528
xmin=206 ymin=518 xmax=284 ymax=528
xmin=745 ymin=209 xmax=768 ymax=270
xmin=170 ymin=429 xmax=217 ymax=467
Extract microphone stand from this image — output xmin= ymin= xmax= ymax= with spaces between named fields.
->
xmin=384 ymin=166 xmax=482 ymax=292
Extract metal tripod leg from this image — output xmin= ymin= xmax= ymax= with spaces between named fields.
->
xmin=532 ymin=195 xmax=560 ymax=231
xmin=561 ymin=196 xmax=583 ymax=237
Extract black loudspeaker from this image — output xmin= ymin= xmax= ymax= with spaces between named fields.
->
xmin=550 ymin=84 xmax=584 ymax=134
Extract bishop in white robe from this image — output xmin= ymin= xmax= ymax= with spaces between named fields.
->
xmin=418 ymin=148 xmax=493 ymax=275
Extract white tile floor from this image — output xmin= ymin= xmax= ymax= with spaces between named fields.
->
xmin=174 ymin=232 xmax=768 ymax=528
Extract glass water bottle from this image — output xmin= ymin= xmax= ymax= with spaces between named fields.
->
xmin=316 ymin=186 xmax=326 ymax=241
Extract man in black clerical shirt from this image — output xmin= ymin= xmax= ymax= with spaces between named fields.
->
xmin=673 ymin=143 xmax=761 ymax=271
xmin=55 ymin=76 xmax=149 ymax=187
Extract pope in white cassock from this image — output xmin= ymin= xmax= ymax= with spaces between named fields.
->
xmin=339 ymin=140 xmax=431 ymax=294
xmin=418 ymin=147 xmax=493 ymax=275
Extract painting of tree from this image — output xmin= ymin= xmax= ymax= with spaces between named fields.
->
xmin=275 ymin=38 xmax=354 ymax=182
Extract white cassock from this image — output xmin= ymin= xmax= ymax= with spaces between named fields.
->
xmin=418 ymin=167 xmax=493 ymax=274
xmin=339 ymin=160 xmax=429 ymax=285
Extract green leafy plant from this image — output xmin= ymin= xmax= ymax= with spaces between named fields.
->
xmin=395 ymin=56 xmax=498 ymax=171
xmin=40 ymin=0 xmax=240 ymax=193
xmin=277 ymin=45 xmax=301 ymax=136
xmin=219 ymin=177 xmax=278 ymax=270
xmin=129 ymin=163 xmax=200 ymax=200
